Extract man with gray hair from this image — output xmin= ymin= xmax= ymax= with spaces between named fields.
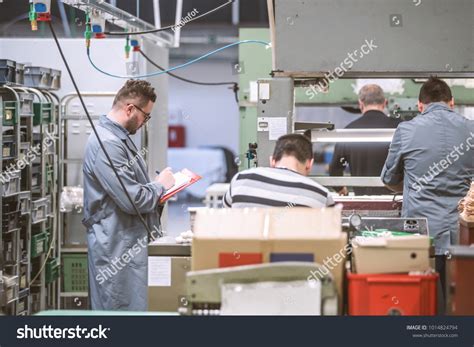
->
xmin=329 ymin=84 xmax=401 ymax=195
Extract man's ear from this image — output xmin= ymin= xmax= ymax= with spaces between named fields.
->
xmin=269 ymin=156 xmax=276 ymax=168
xmin=305 ymin=158 xmax=314 ymax=174
xmin=417 ymin=101 xmax=424 ymax=113
xmin=358 ymin=100 xmax=364 ymax=113
xmin=448 ymin=97 xmax=455 ymax=109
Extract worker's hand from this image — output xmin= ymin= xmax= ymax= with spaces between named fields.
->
xmin=155 ymin=167 xmax=175 ymax=190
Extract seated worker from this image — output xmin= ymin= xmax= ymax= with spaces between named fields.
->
xmin=223 ymin=134 xmax=334 ymax=208
xmin=381 ymin=77 xmax=473 ymax=300
xmin=329 ymin=84 xmax=401 ymax=195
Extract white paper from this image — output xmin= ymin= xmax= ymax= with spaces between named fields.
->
xmin=269 ymin=117 xmax=288 ymax=140
xmin=165 ymin=171 xmax=192 ymax=195
xmin=249 ymin=81 xmax=258 ymax=103
xmin=220 ymin=280 xmax=321 ymax=315
xmin=259 ymin=82 xmax=270 ymax=100
xmin=148 ymin=257 xmax=171 ymax=286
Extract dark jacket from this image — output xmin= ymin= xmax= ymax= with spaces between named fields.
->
xmin=329 ymin=110 xmax=401 ymax=195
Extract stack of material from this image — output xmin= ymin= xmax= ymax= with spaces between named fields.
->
xmin=192 ymin=207 xmax=347 ymax=313
xmin=348 ymin=232 xmax=437 ymax=316
xmin=459 ymin=182 xmax=474 ymax=246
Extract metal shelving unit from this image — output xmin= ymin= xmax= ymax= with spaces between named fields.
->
xmin=1 ymin=63 xmax=61 ymax=315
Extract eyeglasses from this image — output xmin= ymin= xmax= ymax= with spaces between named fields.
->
xmin=128 ymin=104 xmax=151 ymax=123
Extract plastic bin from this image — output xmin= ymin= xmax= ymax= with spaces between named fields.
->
xmin=18 ymin=92 xmax=34 ymax=117
xmin=3 ymin=101 xmax=18 ymax=126
xmin=50 ymin=69 xmax=61 ymax=90
xmin=45 ymin=258 xmax=60 ymax=284
xmin=0 ymin=59 xmax=16 ymax=84
xmin=31 ymin=164 xmax=41 ymax=190
xmin=2 ymin=275 xmax=19 ymax=304
xmin=348 ymin=272 xmax=438 ymax=316
xmin=1 ymin=169 xmax=21 ymax=197
xmin=62 ymin=253 xmax=88 ymax=292
xmin=32 ymin=196 xmax=51 ymax=224
xmin=24 ymin=66 xmax=51 ymax=89
xmin=2 ymin=200 xmax=21 ymax=232
xmin=2 ymin=135 xmax=16 ymax=159
xmin=15 ymin=63 xmax=25 ymax=85
xmin=31 ymin=231 xmax=49 ymax=258
xmin=18 ymin=191 xmax=31 ymax=215
xmin=33 ymin=102 xmax=52 ymax=125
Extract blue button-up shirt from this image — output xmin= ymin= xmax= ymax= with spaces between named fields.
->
xmin=381 ymin=102 xmax=474 ymax=254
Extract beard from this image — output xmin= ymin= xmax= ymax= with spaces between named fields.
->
xmin=126 ymin=114 xmax=141 ymax=135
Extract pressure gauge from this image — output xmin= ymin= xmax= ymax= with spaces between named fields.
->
xmin=349 ymin=213 xmax=362 ymax=230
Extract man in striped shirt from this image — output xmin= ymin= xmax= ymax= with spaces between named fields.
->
xmin=223 ymin=134 xmax=334 ymax=208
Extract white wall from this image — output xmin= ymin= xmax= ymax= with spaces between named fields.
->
xmin=168 ymin=59 xmax=239 ymax=154
xmin=0 ymin=38 xmax=128 ymax=99
xmin=1 ymin=39 xmax=241 ymax=155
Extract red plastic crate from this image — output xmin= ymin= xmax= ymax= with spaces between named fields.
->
xmin=348 ymin=272 xmax=438 ymax=316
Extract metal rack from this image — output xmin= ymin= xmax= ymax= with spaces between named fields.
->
xmin=1 ymin=65 xmax=61 ymax=315
xmin=58 ymin=92 xmax=116 ymax=309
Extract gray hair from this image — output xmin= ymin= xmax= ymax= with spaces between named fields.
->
xmin=358 ymin=84 xmax=386 ymax=106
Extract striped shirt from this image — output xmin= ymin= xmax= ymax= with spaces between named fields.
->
xmin=223 ymin=167 xmax=334 ymax=208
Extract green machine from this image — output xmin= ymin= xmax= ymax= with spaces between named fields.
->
xmin=238 ymin=28 xmax=474 ymax=171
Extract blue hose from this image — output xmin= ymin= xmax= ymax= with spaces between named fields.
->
xmin=87 ymin=39 xmax=271 ymax=79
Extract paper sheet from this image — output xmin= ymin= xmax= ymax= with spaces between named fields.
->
xmin=220 ymin=280 xmax=322 ymax=315
xmin=148 ymin=257 xmax=171 ymax=287
xmin=165 ymin=171 xmax=192 ymax=195
xmin=269 ymin=117 xmax=288 ymax=140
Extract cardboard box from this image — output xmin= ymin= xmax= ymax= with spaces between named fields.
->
xmin=352 ymin=235 xmax=430 ymax=274
xmin=459 ymin=216 xmax=474 ymax=246
xmin=192 ymin=208 xmax=347 ymax=312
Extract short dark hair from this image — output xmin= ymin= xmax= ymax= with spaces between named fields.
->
xmin=113 ymin=79 xmax=157 ymax=108
xmin=272 ymin=134 xmax=313 ymax=163
xmin=419 ymin=77 xmax=452 ymax=104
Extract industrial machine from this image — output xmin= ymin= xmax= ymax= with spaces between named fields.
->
xmin=255 ymin=0 xmax=473 ymax=189
xmin=237 ymin=2 xmax=474 ymax=189
xmin=182 ymin=262 xmax=338 ymax=316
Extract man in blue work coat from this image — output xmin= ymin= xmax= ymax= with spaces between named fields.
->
xmin=381 ymin=77 xmax=473 ymax=299
xmin=83 ymin=80 xmax=175 ymax=310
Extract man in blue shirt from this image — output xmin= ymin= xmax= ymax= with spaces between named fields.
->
xmin=381 ymin=77 xmax=473 ymax=300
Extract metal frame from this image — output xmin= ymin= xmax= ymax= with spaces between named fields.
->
xmin=62 ymin=0 xmax=182 ymax=48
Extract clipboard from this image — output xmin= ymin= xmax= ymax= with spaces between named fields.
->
xmin=159 ymin=168 xmax=202 ymax=203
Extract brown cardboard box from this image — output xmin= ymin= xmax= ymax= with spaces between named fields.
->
xmin=192 ymin=208 xmax=347 ymax=312
xmin=459 ymin=216 xmax=474 ymax=246
xmin=352 ymin=235 xmax=430 ymax=274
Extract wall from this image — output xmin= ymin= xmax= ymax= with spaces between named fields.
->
xmin=168 ymin=59 xmax=239 ymax=154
